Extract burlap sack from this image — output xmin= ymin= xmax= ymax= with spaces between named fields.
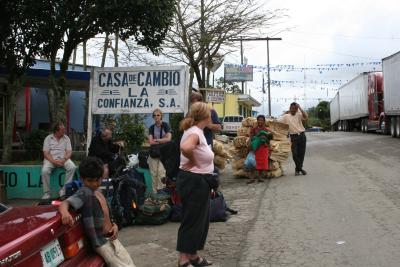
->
xmin=233 ymin=169 xmax=250 ymax=178
xmin=234 ymin=147 xmax=248 ymax=158
xmin=268 ymin=160 xmax=280 ymax=171
xmin=233 ymin=136 xmax=248 ymax=148
xmin=268 ymin=121 xmax=289 ymax=136
xmin=237 ymin=126 xmax=251 ymax=137
xmin=270 ymin=167 xmax=283 ymax=178
xmin=214 ymin=155 xmax=226 ymax=169
xmin=213 ymin=140 xmax=224 ymax=155
xmin=242 ymin=117 xmax=257 ymax=127
xmin=231 ymin=158 xmax=245 ymax=170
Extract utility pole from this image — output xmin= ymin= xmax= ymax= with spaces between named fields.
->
xmin=230 ymin=37 xmax=282 ymax=117
xmin=240 ymin=37 xmax=244 ymax=94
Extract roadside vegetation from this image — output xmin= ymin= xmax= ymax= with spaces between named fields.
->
xmin=304 ymin=101 xmax=331 ymax=131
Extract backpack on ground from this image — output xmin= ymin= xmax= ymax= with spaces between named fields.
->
xmin=138 ymin=150 xmax=150 ymax=169
xmin=126 ymin=168 xmax=147 ymax=206
xmin=111 ymin=174 xmax=145 ymax=228
xmin=135 ymin=194 xmax=172 ymax=225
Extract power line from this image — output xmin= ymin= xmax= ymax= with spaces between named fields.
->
xmin=283 ymin=41 xmax=379 ymax=60
xmin=288 ymin=30 xmax=400 ymax=40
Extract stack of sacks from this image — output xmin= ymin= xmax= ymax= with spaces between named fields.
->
xmin=240 ymin=117 xmax=257 ymax=136
xmin=231 ymin=135 xmax=250 ymax=178
xmin=212 ymin=140 xmax=231 ymax=171
xmin=266 ymin=121 xmax=291 ymax=178
xmin=215 ymin=134 xmax=230 ymax=144
xmin=230 ymin=117 xmax=291 ymax=179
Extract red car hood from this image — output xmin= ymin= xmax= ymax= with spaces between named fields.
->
xmin=0 ymin=205 xmax=60 ymax=247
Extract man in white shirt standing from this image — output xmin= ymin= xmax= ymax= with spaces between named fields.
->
xmin=278 ymin=102 xmax=308 ymax=176
xmin=41 ymin=122 xmax=76 ymax=199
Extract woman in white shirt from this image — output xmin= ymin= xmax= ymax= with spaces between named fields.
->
xmin=177 ymin=102 xmax=214 ymax=267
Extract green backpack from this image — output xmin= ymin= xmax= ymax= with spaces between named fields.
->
xmin=135 ymin=195 xmax=172 ymax=225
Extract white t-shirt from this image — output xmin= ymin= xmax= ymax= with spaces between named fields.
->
xmin=180 ymin=126 xmax=214 ymax=174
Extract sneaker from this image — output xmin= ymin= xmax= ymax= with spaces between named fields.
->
xmin=42 ymin=192 xmax=51 ymax=199
xmin=295 ymin=171 xmax=301 ymax=176
xmin=300 ymin=169 xmax=307 ymax=175
xmin=59 ymin=188 xmax=66 ymax=197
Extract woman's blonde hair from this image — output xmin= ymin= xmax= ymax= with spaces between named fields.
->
xmin=180 ymin=102 xmax=210 ymax=131
xmin=152 ymin=108 xmax=163 ymax=118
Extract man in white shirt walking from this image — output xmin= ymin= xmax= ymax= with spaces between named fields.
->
xmin=278 ymin=102 xmax=308 ymax=176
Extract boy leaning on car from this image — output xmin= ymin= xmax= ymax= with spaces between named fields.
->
xmin=59 ymin=157 xmax=136 ymax=267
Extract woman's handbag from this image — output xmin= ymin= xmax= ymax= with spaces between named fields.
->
xmin=210 ymin=190 xmax=227 ymax=222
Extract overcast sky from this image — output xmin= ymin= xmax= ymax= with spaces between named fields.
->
xmin=222 ymin=0 xmax=400 ymax=116
xmin=84 ymin=0 xmax=400 ymax=117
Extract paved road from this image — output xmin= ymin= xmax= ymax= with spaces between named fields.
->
xmin=239 ymin=132 xmax=400 ymax=267
xmin=119 ymin=132 xmax=400 ymax=267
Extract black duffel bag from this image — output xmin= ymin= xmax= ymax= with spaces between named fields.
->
xmin=149 ymin=144 xmax=163 ymax=158
xmin=138 ymin=150 xmax=150 ymax=169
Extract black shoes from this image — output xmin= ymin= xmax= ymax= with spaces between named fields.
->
xmin=295 ymin=169 xmax=307 ymax=176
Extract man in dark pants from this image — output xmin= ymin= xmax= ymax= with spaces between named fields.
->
xmin=278 ymin=102 xmax=308 ymax=176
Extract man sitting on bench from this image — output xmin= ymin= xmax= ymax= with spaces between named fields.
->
xmin=41 ymin=122 xmax=76 ymax=199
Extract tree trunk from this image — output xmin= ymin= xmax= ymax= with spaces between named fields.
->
xmin=1 ymin=78 xmax=20 ymax=163
xmin=82 ymin=40 xmax=87 ymax=71
xmin=206 ymin=68 xmax=211 ymax=87
xmin=114 ymin=33 xmax=119 ymax=67
xmin=101 ymin=33 xmax=110 ymax=67
xmin=189 ymin=67 xmax=194 ymax=92
xmin=200 ymin=0 xmax=205 ymax=89
xmin=48 ymin=45 xmax=74 ymax=125
xmin=48 ymin=52 xmax=58 ymax=126
xmin=72 ymin=49 xmax=77 ymax=70
xmin=193 ymin=65 xmax=204 ymax=88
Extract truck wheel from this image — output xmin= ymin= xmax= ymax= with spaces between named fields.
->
xmin=381 ymin=119 xmax=389 ymax=135
xmin=361 ymin=119 xmax=366 ymax=133
xmin=391 ymin=117 xmax=397 ymax=137
xmin=396 ymin=116 xmax=400 ymax=138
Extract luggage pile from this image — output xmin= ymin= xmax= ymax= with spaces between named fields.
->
xmin=230 ymin=117 xmax=291 ymax=179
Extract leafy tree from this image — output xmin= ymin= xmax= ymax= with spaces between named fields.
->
xmin=305 ymin=101 xmax=330 ymax=130
xmin=215 ymin=77 xmax=241 ymax=93
xmin=155 ymin=0 xmax=287 ymax=89
xmin=0 ymin=0 xmax=47 ymax=163
xmin=99 ymin=114 xmax=146 ymax=154
xmin=41 ymin=0 xmax=175 ymax=124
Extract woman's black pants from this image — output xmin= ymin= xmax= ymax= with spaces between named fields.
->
xmin=176 ymin=170 xmax=211 ymax=254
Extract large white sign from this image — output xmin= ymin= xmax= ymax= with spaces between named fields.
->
xmin=91 ymin=66 xmax=189 ymax=114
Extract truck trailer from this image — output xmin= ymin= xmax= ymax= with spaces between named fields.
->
xmin=330 ymin=72 xmax=383 ymax=132
xmin=382 ymin=51 xmax=400 ymax=137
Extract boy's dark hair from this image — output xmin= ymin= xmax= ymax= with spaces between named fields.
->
xmin=257 ymin=114 xmax=266 ymax=121
xmin=79 ymin=157 xmax=104 ymax=179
